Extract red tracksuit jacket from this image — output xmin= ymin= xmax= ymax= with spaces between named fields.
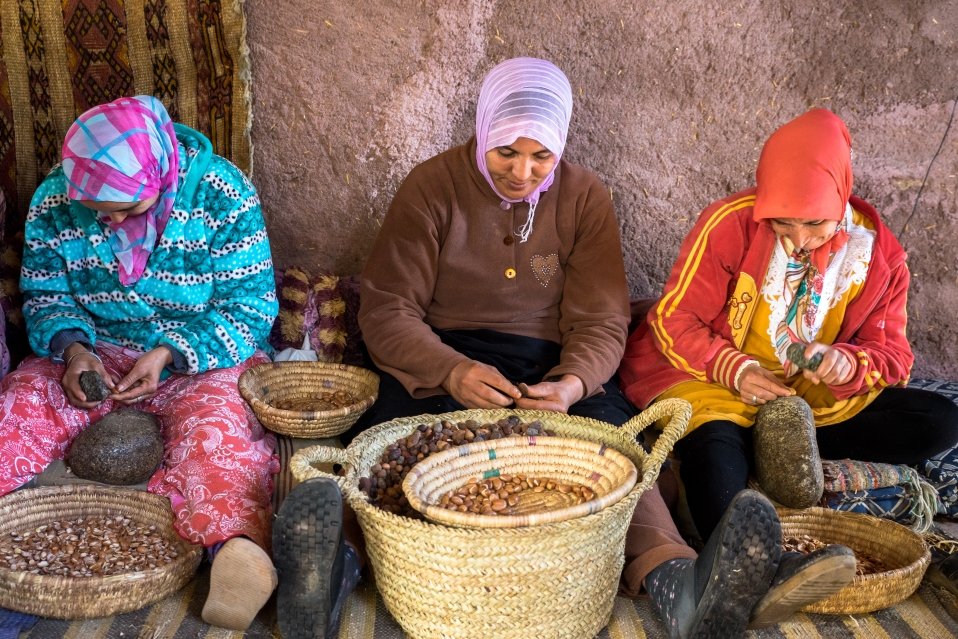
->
xmin=619 ymin=188 xmax=913 ymax=409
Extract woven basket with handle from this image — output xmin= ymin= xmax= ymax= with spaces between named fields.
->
xmin=779 ymin=507 xmax=930 ymax=614
xmin=238 ymin=362 xmax=379 ymax=438
xmin=0 ymin=485 xmax=202 ymax=619
xmin=402 ymin=436 xmax=638 ymax=528
xmin=290 ymin=398 xmax=690 ymax=639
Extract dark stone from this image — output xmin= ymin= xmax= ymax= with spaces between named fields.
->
xmin=66 ymin=410 xmax=164 ymax=485
xmin=753 ymin=396 xmax=823 ymax=508
xmin=78 ymin=370 xmax=110 ymax=402
xmin=786 ymin=342 xmax=823 ymax=372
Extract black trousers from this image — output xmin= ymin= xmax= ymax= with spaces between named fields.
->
xmin=342 ymin=328 xmax=636 ymax=446
xmin=674 ymin=387 xmax=958 ymax=541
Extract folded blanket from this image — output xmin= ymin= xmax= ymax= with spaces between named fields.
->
xmin=821 ymin=459 xmax=940 ymax=533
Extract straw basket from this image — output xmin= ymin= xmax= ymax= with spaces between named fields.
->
xmin=0 ymin=485 xmax=202 ymax=619
xmin=779 ymin=507 xmax=930 ymax=614
xmin=290 ymin=399 xmax=691 ymax=639
xmin=403 ymin=436 xmax=637 ymax=528
xmin=238 ymin=362 xmax=379 ymax=438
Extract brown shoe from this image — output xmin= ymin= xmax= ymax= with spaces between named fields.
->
xmin=202 ymin=537 xmax=278 ymax=631
xmin=754 ymin=396 xmax=824 ymax=508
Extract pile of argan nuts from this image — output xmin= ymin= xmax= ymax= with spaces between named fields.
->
xmin=440 ymin=474 xmax=596 ymax=516
xmin=0 ymin=516 xmax=180 ymax=577
xmin=270 ymin=390 xmax=358 ymax=412
xmin=359 ymin=416 xmax=555 ymax=518
xmin=783 ymin=534 xmax=886 ymax=576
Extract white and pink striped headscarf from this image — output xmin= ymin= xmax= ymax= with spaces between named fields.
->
xmin=476 ymin=58 xmax=573 ymax=242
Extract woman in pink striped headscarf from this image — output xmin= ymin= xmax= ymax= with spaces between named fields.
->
xmin=274 ymin=58 xmax=781 ymax=639
xmin=17 ymin=95 xmax=280 ymax=633
xmin=61 ymin=95 xmax=179 ymax=286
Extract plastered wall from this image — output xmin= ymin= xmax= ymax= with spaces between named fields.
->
xmin=246 ymin=0 xmax=958 ymax=379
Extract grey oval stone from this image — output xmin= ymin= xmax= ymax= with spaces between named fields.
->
xmin=67 ymin=410 xmax=164 ymax=485
xmin=78 ymin=370 xmax=110 ymax=402
xmin=786 ymin=342 xmax=824 ymax=372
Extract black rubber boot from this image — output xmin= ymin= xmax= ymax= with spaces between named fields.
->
xmin=754 ymin=396 xmax=824 ymax=508
xmin=749 ymin=545 xmax=856 ymax=628
xmin=327 ymin=541 xmax=362 ymax=637
xmin=274 ymin=477 xmax=357 ymax=639
xmin=646 ymin=489 xmax=781 ymax=639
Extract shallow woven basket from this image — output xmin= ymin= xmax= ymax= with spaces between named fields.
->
xmin=0 ymin=485 xmax=202 ymax=619
xmin=403 ymin=436 xmax=637 ymax=528
xmin=779 ymin=507 xmax=930 ymax=614
xmin=238 ymin=362 xmax=379 ymax=438
xmin=290 ymin=399 xmax=690 ymax=639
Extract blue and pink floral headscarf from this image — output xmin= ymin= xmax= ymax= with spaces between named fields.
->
xmin=475 ymin=58 xmax=573 ymax=242
xmin=62 ymin=95 xmax=179 ymax=286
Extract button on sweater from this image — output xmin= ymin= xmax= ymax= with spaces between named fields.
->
xmin=359 ymin=138 xmax=630 ymax=398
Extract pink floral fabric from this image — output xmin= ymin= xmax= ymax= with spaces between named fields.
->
xmin=0 ymin=344 xmax=277 ymax=549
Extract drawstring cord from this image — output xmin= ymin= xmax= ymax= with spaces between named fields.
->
xmin=514 ymin=200 xmax=537 ymax=243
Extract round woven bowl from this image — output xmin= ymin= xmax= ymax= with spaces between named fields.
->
xmin=0 ymin=485 xmax=202 ymax=619
xmin=238 ymin=362 xmax=379 ymax=438
xmin=290 ymin=399 xmax=691 ymax=639
xmin=403 ymin=436 xmax=637 ymax=528
xmin=779 ymin=507 xmax=930 ymax=614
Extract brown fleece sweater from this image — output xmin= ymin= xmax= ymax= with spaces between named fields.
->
xmin=359 ymin=138 xmax=630 ymax=398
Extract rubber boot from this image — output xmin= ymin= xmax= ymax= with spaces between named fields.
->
xmin=748 ymin=545 xmax=856 ymax=628
xmin=274 ymin=477 xmax=360 ymax=639
xmin=646 ymin=489 xmax=781 ymax=639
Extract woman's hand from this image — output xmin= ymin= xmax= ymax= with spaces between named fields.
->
xmin=109 ymin=347 xmax=174 ymax=406
xmin=738 ymin=364 xmax=793 ymax=406
xmin=443 ymin=360 xmax=521 ymax=409
xmin=798 ymin=342 xmax=856 ymax=386
xmin=61 ymin=343 xmax=117 ymax=409
xmin=515 ymin=375 xmax=583 ymax=414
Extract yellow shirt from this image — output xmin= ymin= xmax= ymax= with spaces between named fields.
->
xmin=660 ymin=209 xmax=881 ymax=433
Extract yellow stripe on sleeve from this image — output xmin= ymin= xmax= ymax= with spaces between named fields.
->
xmin=651 ymin=196 xmax=756 ymax=376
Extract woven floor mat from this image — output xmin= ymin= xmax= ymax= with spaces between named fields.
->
xmin=20 ymin=568 xmax=958 ymax=639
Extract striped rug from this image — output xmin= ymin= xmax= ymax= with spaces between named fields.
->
xmin=21 ymin=568 xmax=958 ymax=639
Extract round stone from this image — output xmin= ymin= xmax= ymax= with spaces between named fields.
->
xmin=78 ymin=370 xmax=110 ymax=403
xmin=786 ymin=342 xmax=824 ymax=372
xmin=67 ymin=410 xmax=164 ymax=485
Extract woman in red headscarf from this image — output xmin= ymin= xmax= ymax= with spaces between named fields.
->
xmin=619 ymin=109 xmax=958 ymax=627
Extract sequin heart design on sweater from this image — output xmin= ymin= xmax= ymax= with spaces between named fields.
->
xmin=531 ymin=254 xmax=559 ymax=287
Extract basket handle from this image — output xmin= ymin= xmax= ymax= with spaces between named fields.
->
xmin=288 ymin=445 xmax=363 ymax=503
xmin=620 ymin=398 xmax=691 ymax=476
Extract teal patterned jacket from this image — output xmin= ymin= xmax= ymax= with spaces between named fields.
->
xmin=21 ymin=124 xmax=278 ymax=374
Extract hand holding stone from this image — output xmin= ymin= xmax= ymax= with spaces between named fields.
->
xmin=789 ymin=342 xmax=855 ymax=386
xmin=79 ymin=370 xmax=111 ymax=403
xmin=786 ymin=342 xmax=824 ymax=372
xmin=61 ymin=343 xmax=116 ymax=409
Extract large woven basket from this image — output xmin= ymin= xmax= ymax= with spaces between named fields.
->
xmin=238 ymin=362 xmax=379 ymax=438
xmin=0 ymin=485 xmax=202 ymax=619
xmin=290 ymin=399 xmax=690 ymax=639
xmin=403 ymin=436 xmax=637 ymax=528
xmin=779 ymin=507 xmax=930 ymax=614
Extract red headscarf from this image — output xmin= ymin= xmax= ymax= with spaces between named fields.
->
xmin=754 ymin=109 xmax=852 ymax=272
